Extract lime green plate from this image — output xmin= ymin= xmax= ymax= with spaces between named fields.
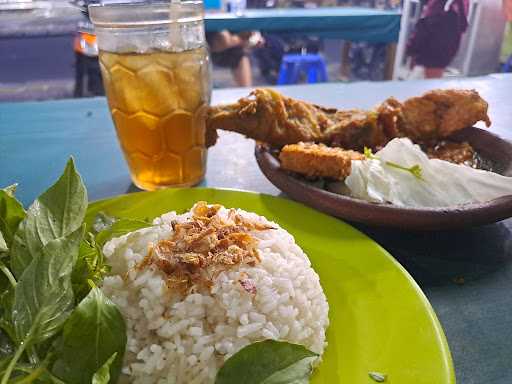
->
xmin=87 ymin=188 xmax=455 ymax=384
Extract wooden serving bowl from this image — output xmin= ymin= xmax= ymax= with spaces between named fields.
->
xmin=255 ymin=127 xmax=512 ymax=230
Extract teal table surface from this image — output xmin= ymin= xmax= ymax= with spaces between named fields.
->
xmin=204 ymin=7 xmax=401 ymax=42
xmin=1 ymin=74 xmax=512 ymax=383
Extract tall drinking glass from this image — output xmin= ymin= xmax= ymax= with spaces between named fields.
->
xmin=89 ymin=1 xmax=211 ymax=190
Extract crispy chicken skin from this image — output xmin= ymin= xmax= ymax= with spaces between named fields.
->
xmin=207 ymin=88 xmax=386 ymax=150
xmin=206 ymin=88 xmax=491 ymax=149
xmin=279 ymin=142 xmax=364 ymax=180
xmin=397 ymin=89 xmax=491 ymax=141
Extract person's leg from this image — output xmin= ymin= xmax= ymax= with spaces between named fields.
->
xmin=339 ymin=41 xmax=351 ymax=81
xmin=233 ymin=55 xmax=252 ymax=87
xmin=424 ymin=67 xmax=444 ymax=78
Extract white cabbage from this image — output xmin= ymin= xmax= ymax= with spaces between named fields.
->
xmin=345 ymin=138 xmax=512 ymax=208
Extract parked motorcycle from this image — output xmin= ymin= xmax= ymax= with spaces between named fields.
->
xmin=70 ymin=0 xmax=103 ymax=97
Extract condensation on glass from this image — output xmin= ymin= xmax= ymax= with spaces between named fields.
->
xmin=90 ymin=1 xmax=211 ymax=190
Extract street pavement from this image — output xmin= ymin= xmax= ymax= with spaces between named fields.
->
xmin=0 ymin=4 xmax=345 ymax=102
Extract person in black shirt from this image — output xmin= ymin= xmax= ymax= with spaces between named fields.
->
xmin=207 ymin=31 xmax=263 ymax=86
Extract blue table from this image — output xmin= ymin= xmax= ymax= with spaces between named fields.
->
xmin=205 ymin=7 xmax=401 ymax=43
xmin=1 ymin=75 xmax=512 ymax=383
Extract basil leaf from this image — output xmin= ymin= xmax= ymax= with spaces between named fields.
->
xmin=0 ymin=286 xmax=15 ymax=345
xmin=215 ymin=340 xmax=318 ymax=384
xmin=13 ymin=228 xmax=81 ymax=348
xmin=52 ymin=288 xmax=126 ymax=384
xmin=0 ymin=357 xmax=12 ymax=378
xmin=71 ymin=218 xmax=150 ymax=302
xmin=11 ymin=158 xmax=87 ymax=278
xmin=92 ymin=353 xmax=117 ymax=384
xmin=71 ymin=237 xmax=99 ymax=302
xmin=2 ymin=185 xmax=17 ymax=197
xmin=0 ymin=188 xmax=26 ymax=250
xmin=0 ymin=234 xmax=6 ymax=255
xmin=0 ymin=330 xmax=13 ymax=360
xmin=95 ymin=218 xmax=151 ymax=248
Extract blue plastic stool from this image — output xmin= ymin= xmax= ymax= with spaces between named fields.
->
xmin=277 ymin=54 xmax=328 ymax=85
xmin=502 ymin=54 xmax=512 ymax=72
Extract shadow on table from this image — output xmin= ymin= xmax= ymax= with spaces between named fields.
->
xmin=355 ymin=219 xmax=512 ymax=288
xmin=126 ymin=183 xmax=142 ymax=194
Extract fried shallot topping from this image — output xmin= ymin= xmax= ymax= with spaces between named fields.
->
xmin=136 ymin=202 xmax=275 ymax=294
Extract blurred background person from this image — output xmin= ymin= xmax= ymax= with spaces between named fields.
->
xmin=406 ymin=0 xmax=469 ymax=78
xmin=207 ymin=30 xmax=265 ymax=87
xmin=501 ymin=0 xmax=512 ymax=71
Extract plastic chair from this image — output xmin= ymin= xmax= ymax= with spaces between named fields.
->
xmin=503 ymin=54 xmax=512 ymax=72
xmin=277 ymin=54 xmax=328 ymax=85
xmin=204 ymin=0 xmax=222 ymax=10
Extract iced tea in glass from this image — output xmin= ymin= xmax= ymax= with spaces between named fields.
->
xmin=90 ymin=1 xmax=210 ymax=190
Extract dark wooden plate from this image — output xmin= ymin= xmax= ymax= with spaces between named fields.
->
xmin=255 ymin=127 xmax=512 ymax=230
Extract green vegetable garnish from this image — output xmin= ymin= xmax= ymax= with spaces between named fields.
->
xmin=0 ymin=159 xmax=132 ymax=384
xmin=92 ymin=353 xmax=118 ymax=384
xmin=364 ymin=147 xmax=424 ymax=181
xmin=52 ymin=288 xmax=126 ymax=384
xmin=215 ymin=340 xmax=318 ymax=384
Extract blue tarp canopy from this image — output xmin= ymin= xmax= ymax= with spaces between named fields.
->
xmin=205 ymin=7 xmax=401 ymax=43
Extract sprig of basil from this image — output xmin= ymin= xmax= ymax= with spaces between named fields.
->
xmin=52 ymin=288 xmax=126 ymax=384
xmin=0 ymin=159 xmax=130 ymax=384
xmin=10 ymin=158 xmax=87 ymax=278
xmin=72 ymin=216 xmax=151 ymax=303
xmin=215 ymin=340 xmax=319 ymax=384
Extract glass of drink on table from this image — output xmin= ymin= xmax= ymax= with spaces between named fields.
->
xmin=89 ymin=1 xmax=211 ymax=190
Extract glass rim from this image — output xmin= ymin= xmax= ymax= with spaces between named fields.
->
xmin=89 ymin=1 xmax=204 ymax=28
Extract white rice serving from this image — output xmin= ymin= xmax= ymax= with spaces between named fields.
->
xmin=101 ymin=203 xmax=329 ymax=384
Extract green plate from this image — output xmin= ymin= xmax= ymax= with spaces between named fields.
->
xmin=86 ymin=188 xmax=455 ymax=384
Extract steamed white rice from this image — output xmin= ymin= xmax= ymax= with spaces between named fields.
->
xmin=101 ymin=204 xmax=329 ymax=384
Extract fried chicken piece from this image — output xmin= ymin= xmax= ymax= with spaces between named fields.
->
xmin=207 ymin=88 xmax=387 ymax=150
xmin=279 ymin=142 xmax=364 ymax=180
xmin=396 ymin=89 xmax=491 ymax=141
xmin=207 ymin=88 xmax=491 ymax=150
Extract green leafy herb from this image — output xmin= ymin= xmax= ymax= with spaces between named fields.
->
xmin=72 ymin=215 xmax=150 ymax=303
xmin=0 ymin=261 xmax=16 ymax=289
xmin=0 ymin=285 xmax=15 ymax=345
xmin=13 ymin=229 xmax=81 ymax=347
xmin=0 ymin=186 xmax=26 ymax=251
xmin=364 ymin=146 xmax=424 ymax=181
xmin=91 ymin=353 xmax=118 ymax=384
xmin=1 ymin=229 xmax=84 ymax=384
xmin=0 ymin=159 xmax=129 ymax=384
xmin=52 ymin=288 xmax=126 ymax=384
xmin=215 ymin=340 xmax=318 ymax=384
xmin=72 ymin=234 xmax=103 ymax=302
xmin=0 ymin=330 xmax=13 ymax=360
xmin=2 ymin=185 xmax=17 ymax=197
xmin=363 ymin=146 xmax=378 ymax=160
xmin=0 ymin=236 xmax=6 ymax=255
xmin=10 ymin=158 xmax=87 ymax=278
